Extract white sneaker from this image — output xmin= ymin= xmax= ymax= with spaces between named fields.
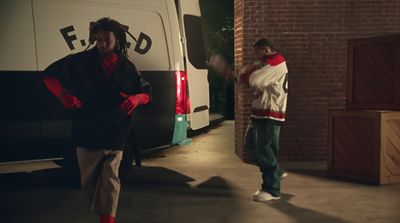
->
xmin=253 ymin=190 xmax=280 ymax=202
xmin=281 ymin=172 xmax=288 ymax=180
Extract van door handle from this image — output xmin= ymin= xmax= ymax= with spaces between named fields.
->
xmin=193 ymin=105 xmax=208 ymax=113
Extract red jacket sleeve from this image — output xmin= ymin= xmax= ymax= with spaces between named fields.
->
xmin=239 ymin=65 xmax=258 ymax=86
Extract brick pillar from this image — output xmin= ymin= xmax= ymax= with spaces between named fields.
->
xmin=234 ymin=0 xmax=266 ymax=162
xmin=234 ymin=0 xmax=249 ymax=161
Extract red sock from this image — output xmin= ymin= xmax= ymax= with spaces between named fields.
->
xmin=100 ymin=215 xmax=115 ymax=223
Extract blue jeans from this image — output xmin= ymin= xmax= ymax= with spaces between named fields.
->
xmin=245 ymin=118 xmax=283 ymax=196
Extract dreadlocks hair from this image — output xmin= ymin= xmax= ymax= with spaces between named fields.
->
xmin=89 ymin=17 xmax=128 ymax=58
xmin=253 ymin=38 xmax=276 ymax=51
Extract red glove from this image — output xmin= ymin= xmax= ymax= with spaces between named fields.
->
xmin=119 ymin=92 xmax=150 ymax=115
xmin=43 ymin=76 xmax=82 ymax=109
xmin=59 ymin=91 xmax=83 ymax=109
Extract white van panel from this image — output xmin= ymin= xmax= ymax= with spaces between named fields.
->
xmin=165 ymin=0 xmax=185 ymax=71
xmin=178 ymin=0 xmax=209 ymax=130
xmin=0 ymin=0 xmax=37 ymax=70
xmin=186 ymin=64 xmax=209 ymax=130
xmin=179 ymin=0 xmax=201 ymax=16
xmin=33 ymin=0 xmax=171 ymax=71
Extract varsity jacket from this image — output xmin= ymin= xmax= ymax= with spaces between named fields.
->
xmin=241 ymin=54 xmax=288 ymax=122
xmin=43 ymin=48 xmax=151 ymax=150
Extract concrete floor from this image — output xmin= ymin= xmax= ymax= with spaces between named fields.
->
xmin=1 ymin=120 xmax=400 ymax=223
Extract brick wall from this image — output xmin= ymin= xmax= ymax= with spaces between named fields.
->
xmin=234 ymin=0 xmax=400 ymax=161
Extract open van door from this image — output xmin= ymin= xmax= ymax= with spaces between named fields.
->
xmin=177 ymin=0 xmax=209 ymax=130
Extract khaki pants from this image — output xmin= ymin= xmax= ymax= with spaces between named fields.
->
xmin=76 ymin=147 xmax=123 ymax=217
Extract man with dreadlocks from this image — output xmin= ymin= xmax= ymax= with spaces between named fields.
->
xmin=42 ymin=17 xmax=151 ymax=223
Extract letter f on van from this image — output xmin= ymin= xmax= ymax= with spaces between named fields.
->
xmin=60 ymin=25 xmax=77 ymax=50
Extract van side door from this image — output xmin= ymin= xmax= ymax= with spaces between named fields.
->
xmin=177 ymin=0 xmax=209 ymax=130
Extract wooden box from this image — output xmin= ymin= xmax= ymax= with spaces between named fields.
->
xmin=328 ymin=110 xmax=400 ymax=185
xmin=347 ymin=35 xmax=400 ymax=110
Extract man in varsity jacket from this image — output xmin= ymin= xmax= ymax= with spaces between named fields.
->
xmin=238 ymin=38 xmax=288 ymax=202
xmin=42 ymin=18 xmax=151 ymax=223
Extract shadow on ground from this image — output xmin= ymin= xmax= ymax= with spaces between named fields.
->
xmin=0 ymin=167 xmax=80 ymax=188
xmin=119 ymin=166 xmax=240 ymax=223
xmin=267 ymin=193 xmax=349 ymax=223
xmin=0 ymin=166 xmax=242 ymax=223
xmin=282 ymin=167 xmax=328 ymax=179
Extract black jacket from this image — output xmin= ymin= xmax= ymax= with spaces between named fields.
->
xmin=44 ymin=49 xmax=151 ymax=150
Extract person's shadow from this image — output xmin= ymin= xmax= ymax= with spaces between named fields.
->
xmin=267 ymin=193 xmax=349 ymax=223
xmin=0 ymin=166 xmax=242 ymax=223
xmin=118 ymin=166 xmax=240 ymax=223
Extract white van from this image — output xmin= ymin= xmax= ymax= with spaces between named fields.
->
xmin=0 ymin=0 xmax=209 ymax=162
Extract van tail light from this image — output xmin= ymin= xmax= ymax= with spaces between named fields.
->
xmin=175 ymin=71 xmax=190 ymax=115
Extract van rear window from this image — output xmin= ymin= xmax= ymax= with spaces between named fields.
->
xmin=184 ymin=15 xmax=207 ymax=69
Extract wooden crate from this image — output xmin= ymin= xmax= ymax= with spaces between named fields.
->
xmin=347 ymin=35 xmax=400 ymax=110
xmin=328 ymin=110 xmax=400 ymax=185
